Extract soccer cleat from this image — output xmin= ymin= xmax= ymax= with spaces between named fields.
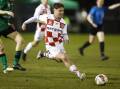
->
xmin=3 ymin=67 xmax=14 ymax=74
xmin=101 ymin=55 xmax=109 ymax=61
xmin=22 ymin=53 xmax=27 ymax=61
xmin=13 ymin=64 xmax=26 ymax=71
xmin=79 ymin=73 xmax=86 ymax=80
xmin=36 ymin=51 xmax=44 ymax=59
xmin=78 ymin=48 xmax=84 ymax=56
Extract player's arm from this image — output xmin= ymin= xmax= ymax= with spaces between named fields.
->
xmin=22 ymin=5 xmax=43 ymax=31
xmin=22 ymin=15 xmax=47 ymax=31
xmin=108 ymin=3 xmax=120 ymax=10
xmin=63 ymin=24 xmax=69 ymax=44
xmin=0 ymin=10 xmax=14 ymax=17
xmin=33 ymin=5 xmax=42 ymax=17
xmin=22 ymin=16 xmax=38 ymax=31
xmin=87 ymin=14 xmax=97 ymax=28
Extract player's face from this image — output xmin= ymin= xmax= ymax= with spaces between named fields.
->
xmin=97 ymin=0 xmax=104 ymax=7
xmin=54 ymin=7 xmax=64 ymax=19
xmin=41 ymin=0 xmax=48 ymax=5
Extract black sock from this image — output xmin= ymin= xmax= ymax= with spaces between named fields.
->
xmin=100 ymin=42 xmax=104 ymax=56
xmin=13 ymin=51 xmax=22 ymax=65
xmin=81 ymin=41 xmax=91 ymax=49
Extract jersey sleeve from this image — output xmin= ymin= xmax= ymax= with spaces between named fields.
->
xmin=33 ymin=5 xmax=42 ymax=17
xmin=47 ymin=5 xmax=51 ymax=14
xmin=89 ymin=7 xmax=96 ymax=16
xmin=38 ymin=14 xmax=48 ymax=24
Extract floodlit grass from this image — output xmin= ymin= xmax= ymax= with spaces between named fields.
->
xmin=0 ymin=33 xmax=119 ymax=89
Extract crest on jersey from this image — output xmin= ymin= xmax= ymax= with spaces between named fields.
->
xmin=47 ymin=19 xmax=54 ymax=26
xmin=60 ymin=23 xmax=65 ymax=29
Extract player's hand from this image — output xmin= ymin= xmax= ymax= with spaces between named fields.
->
xmin=92 ymin=23 xmax=97 ymax=28
xmin=6 ymin=11 xmax=14 ymax=17
xmin=22 ymin=23 xmax=27 ymax=31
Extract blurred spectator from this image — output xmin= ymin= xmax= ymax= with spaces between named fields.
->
xmin=64 ymin=15 xmax=71 ymax=30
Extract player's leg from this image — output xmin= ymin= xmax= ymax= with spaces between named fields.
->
xmin=79 ymin=25 xmax=97 ymax=56
xmin=22 ymin=30 xmax=43 ymax=60
xmin=22 ymin=40 xmax=39 ymax=61
xmin=38 ymin=50 xmax=86 ymax=80
xmin=55 ymin=53 xmax=86 ymax=80
xmin=97 ymin=31 xmax=109 ymax=60
xmin=42 ymin=44 xmax=86 ymax=80
xmin=0 ymin=39 xmax=13 ymax=73
xmin=79 ymin=34 xmax=95 ymax=56
xmin=7 ymin=31 xmax=26 ymax=71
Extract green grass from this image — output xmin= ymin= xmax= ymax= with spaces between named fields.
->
xmin=0 ymin=33 xmax=120 ymax=89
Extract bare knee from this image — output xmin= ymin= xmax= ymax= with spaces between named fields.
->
xmin=89 ymin=35 xmax=95 ymax=44
xmin=16 ymin=36 xmax=24 ymax=45
xmin=0 ymin=45 xmax=4 ymax=54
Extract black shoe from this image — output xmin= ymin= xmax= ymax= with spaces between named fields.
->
xmin=36 ymin=51 xmax=44 ymax=59
xmin=13 ymin=64 xmax=26 ymax=71
xmin=22 ymin=53 xmax=27 ymax=61
xmin=101 ymin=55 xmax=109 ymax=61
xmin=79 ymin=48 xmax=84 ymax=56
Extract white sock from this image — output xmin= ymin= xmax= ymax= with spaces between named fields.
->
xmin=24 ymin=42 xmax=33 ymax=54
xmin=69 ymin=65 xmax=81 ymax=78
xmin=69 ymin=65 xmax=77 ymax=72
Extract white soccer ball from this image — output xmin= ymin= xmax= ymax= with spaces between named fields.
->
xmin=95 ymin=74 xmax=108 ymax=85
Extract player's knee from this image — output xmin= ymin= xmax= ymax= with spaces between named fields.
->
xmin=16 ymin=36 xmax=24 ymax=46
xmin=20 ymin=37 xmax=24 ymax=44
xmin=60 ymin=54 xmax=66 ymax=60
xmin=0 ymin=46 xmax=4 ymax=52
xmin=89 ymin=35 xmax=95 ymax=44
xmin=98 ymin=37 xmax=104 ymax=42
xmin=89 ymin=38 xmax=95 ymax=44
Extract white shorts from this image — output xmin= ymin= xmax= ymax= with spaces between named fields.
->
xmin=46 ymin=43 xmax=65 ymax=58
xmin=34 ymin=29 xmax=44 ymax=41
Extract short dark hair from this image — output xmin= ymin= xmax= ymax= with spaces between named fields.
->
xmin=53 ymin=3 xmax=64 ymax=9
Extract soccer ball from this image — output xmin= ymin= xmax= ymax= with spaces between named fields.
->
xmin=95 ymin=74 xmax=108 ymax=85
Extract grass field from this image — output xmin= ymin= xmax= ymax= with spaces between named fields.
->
xmin=0 ymin=33 xmax=120 ymax=89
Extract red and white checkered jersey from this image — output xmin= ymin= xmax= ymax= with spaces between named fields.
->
xmin=38 ymin=14 xmax=68 ymax=46
xmin=34 ymin=4 xmax=51 ymax=32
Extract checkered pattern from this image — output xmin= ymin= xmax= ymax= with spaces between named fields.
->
xmin=42 ymin=14 xmax=67 ymax=46
xmin=45 ymin=31 xmax=63 ymax=46
xmin=38 ymin=14 xmax=68 ymax=46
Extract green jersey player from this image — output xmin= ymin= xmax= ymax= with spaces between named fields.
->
xmin=0 ymin=0 xmax=26 ymax=72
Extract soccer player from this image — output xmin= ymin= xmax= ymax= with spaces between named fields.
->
xmin=22 ymin=3 xmax=86 ymax=80
xmin=22 ymin=0 xmax=51 ymax=61
xmin=0 ymin=0 xmax=26 ymax=71
xmin=79 ymin=0 xmax=120 ymax=60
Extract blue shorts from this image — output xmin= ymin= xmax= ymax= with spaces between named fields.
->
xmin=87 ymin=22 xmax=103 ymax=36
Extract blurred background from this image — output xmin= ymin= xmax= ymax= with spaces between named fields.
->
xmin=13 ymin=0 xmax=120 ymax=34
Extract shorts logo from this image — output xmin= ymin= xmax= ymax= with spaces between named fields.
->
xmin=47 ymin=19 xmax=54 ymax=26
